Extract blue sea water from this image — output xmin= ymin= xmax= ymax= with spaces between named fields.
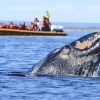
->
xmin=0 ymin=31 xmax=100 ymax=100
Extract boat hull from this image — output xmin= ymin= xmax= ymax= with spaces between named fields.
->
xmin=0 ymin=28 xmax=66 ymax=36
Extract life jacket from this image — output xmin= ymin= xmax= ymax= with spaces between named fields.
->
xmin=29 ymin=24 xmax=33 ymax=29
xmin=0 ymin=23 xmax=3 ymax=28
xmin=18 ymin=24 xmax=22 ymax=29
xmin=33 ymin=20 xmax=37 ymax=26
xmin=41 ymin=18 xmax=46 ymax=27
xmin=33 ymin=18 xmax=39 ymax=26
xmin=45 ymin=19 xmax=50 ymax=26
xmin=10 ymin=24 xmax=15 ymax=29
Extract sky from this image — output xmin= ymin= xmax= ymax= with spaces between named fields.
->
xmin=0 ymin=0 xmax=100 ymax=23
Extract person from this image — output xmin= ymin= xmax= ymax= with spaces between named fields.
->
xmin=41 ymin=16 xmax=46 ymax=31
xmin=22 ymin=22 xmax=26 ymax=30
xmin=41 ymin=16 xmax=51 ymax=31
xmin=33 ymin=18 xmax=40 ymax=31
xmin=9 ymin=22 xmax=16 ymax=29
xmin=0 ymin=23 xmax=3 ymax=28
xmin=26 ymin=22 xmax=34 ymax=30
xmin=0 ymin=23 xmax=6 ymax=28
xmin=18 ymin=23 xmax=23 ymax=30
xmin=45 ymin=11 xmax=50 ymax=20
xmin=45 ymin=18 xmax=51 ymax=31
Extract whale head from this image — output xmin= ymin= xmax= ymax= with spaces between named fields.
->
xmin=27 ymin=32 xmax=100 ymax=77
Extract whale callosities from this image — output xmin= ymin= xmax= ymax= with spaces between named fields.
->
xmin=26 ymin=32 xmax=100 ymax=77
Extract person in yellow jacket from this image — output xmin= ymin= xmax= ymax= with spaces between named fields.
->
xmin=45 ymin=11 xmax=50 ymax=20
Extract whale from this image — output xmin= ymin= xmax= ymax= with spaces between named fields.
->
xmin=26 ymin=32 xmax=100 ymax=77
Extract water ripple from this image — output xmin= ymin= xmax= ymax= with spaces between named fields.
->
xmin=0 ymin=33 xmax=100 ymax=100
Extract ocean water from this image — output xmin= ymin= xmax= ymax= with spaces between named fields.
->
xmin=0 ymin=31 xmax=100 ymax=100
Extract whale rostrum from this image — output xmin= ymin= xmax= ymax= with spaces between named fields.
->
xmin=26 ymin=32 xmax=100 ymax=77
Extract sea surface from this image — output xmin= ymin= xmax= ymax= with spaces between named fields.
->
xmin=0 ymin=31 xmax=100 ymax=100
